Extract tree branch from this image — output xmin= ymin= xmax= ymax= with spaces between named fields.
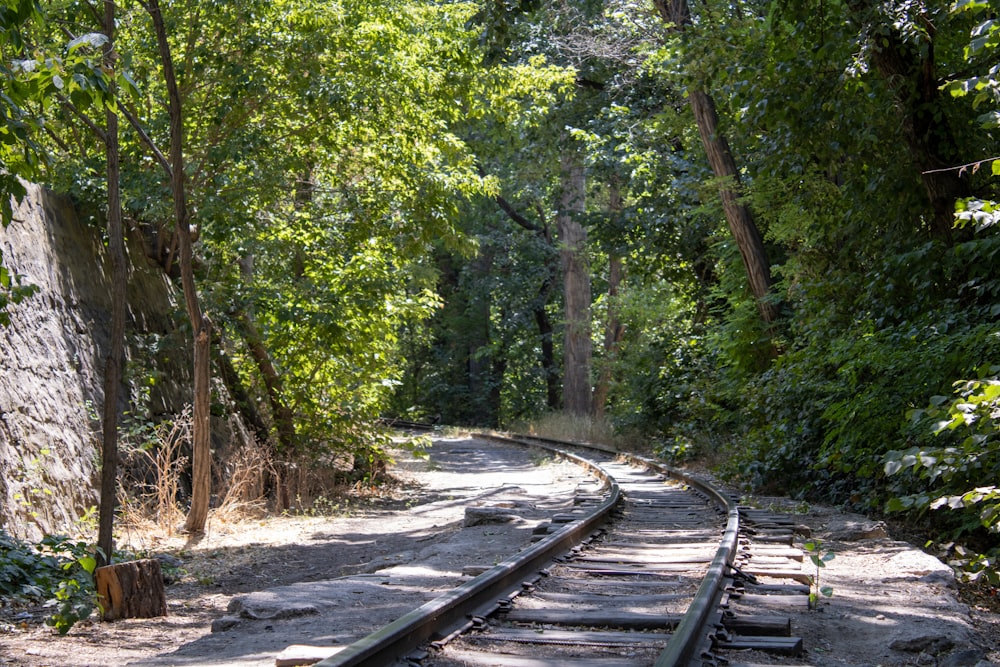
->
xmin=119 ymin=101 xmax=172 ymax=177
xmin=923 ymin=157 xmax=999 ymax=175
xmin=477 ymin=165 xmax=542 ymax=232
xmin=58 ymin=95 xmax=107 ymax=144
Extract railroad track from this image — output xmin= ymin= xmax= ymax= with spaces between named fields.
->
xmin=317 ymin=430 xmax=812 ymax=667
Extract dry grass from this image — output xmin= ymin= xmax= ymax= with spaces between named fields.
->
xmin=117 ymin=409 xmax=279 ymax=542
xmin=118 ymin=410 xmax=190 ymax=537
xmin=113 ymin=411 xmax=405 ymax=554
xmin=211 ymin=441 xmax=276 ymax=524
xmin=513 ymin=412 xmax=621 ymax=448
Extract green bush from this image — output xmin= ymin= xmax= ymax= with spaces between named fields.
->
xmin=0 ymin=531 xmax=99 ymax=634
xmin=885 ymin=369 xmax=1000 ymax=531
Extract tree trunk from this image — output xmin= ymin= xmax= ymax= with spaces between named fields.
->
xmin=594 ymin=163 xmax=626 ymax=423
xmin=485 ymin=174 xmax=563 ymax=412
xmin=534 ymin=291 xmax=560 ymax=411
xmin=846 ymin=1 xmax=967 ymax=240
xmin=147 ymin=0 xmax=213 ymax=534
xmin=489 ymin=343 xmax=507 ymax=427
xmin=213 ymin=331 xmax=271 ymax=446
xmin=688 ymin=92 xmax=778 ymax=324
xmin=592 ymin=254 xmax=623 ymax=420
xmin=466 ymin=249 xmax=497 ymax=425
xmin=187 ymin=326 xmax=211 ymax=531
xmin=654 ymin=0 xmax=779 ymax=325
xmin=594 ymin=180 xmax=625 ymax=420
xmin=98 ymin=0 xmax=124 ymax=568
xmin=235 ymin=255 xmax=296 ymax=456
xmin=237 ymin=314 xmax=296 ymax=454
xmin=557 ymin=152 xmax=592 ymax=416
xmin=537 ymin=218 xmax=561 ymax=412
xmin=95 ymin=559 xmax=167 ymax=621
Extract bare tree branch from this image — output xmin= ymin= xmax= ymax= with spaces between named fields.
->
xmin=119 ymin=101 xmax=172 ymax=177
xmin=477 ymin=165 xmax=542 ymax=232
xmin=57 ymin=95 xmax=107 ymax=144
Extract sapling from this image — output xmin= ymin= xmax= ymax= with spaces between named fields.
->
xmin=803 ymin=540 xmax=835 ymax=609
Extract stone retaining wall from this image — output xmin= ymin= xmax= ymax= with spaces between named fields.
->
xmin=0 ymin=183 xmax=245 ymax=539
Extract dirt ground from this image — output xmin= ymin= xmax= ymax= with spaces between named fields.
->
xmin=732 ymin=496 xmax=1000 ymax=667
xmin=1 ymin=435 xmax=998 ymax=667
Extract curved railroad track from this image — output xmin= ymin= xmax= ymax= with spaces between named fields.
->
xmin=317 ymin=430 xmax=810 ymax=667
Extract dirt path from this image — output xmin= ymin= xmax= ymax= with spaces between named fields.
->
xmin=1 ymin=436 xmax=997 ymax=666
xmin=734 ymin=497 xmax=999 ymax=666
xmin=1 ymin=436 xmax=589 ymax=666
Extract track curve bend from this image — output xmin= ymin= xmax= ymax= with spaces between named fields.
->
xmin=316 ymin=431 xmax=798 ymax=667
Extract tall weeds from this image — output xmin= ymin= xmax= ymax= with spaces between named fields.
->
xmin=118 ymin=409 xmax=190 ymax=535
xmin=118 ymin=408 xmax=276 ymax=535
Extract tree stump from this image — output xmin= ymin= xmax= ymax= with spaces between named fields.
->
xmin=95 ymin=559 xmax=168 ymax=621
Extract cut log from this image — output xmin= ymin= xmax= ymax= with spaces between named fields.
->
xmin=95 ymin=558 xmax=168 ymax=621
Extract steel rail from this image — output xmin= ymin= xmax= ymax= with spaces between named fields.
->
xmin=503 ymin=434 xmax=742 ymax=666
xmin=314 ymin=435 xmax=620 ymax=667
xmin=316 ymin=431 xmax=739 ymax=667
xmin=644 ymin=457 xmax=741 ymax=666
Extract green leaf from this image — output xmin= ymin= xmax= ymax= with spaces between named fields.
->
xmin=77 ymin=555 xmax=97 ymax=575
xmin=820 ymin=585 xmax=834 ymax=597
xmin=886 ymin=497 xmax=907 ymax=512
xmin=952 ymin=0 xmax=991 ymax=13
xmin=66 ymin=33 xmax=107 ymax=54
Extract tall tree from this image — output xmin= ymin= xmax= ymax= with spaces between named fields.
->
xmin=97 ymin=0 xmax=126 ymax=566
xmin=487 ymin=175 xmax=562 ymax=411
xmin=2 ymin=0 xmax=130 ymax=553
xmin=593 ymin=180 xmax=625 ymax=420
xmin=144 ymin=0 xmax=212 ymax=534
xmin=558 ymin=149 xmax=593 ymax=415
xmin=845 ymin=0 xmax=969 ymax=240
xmin=652 ymin=0 xmax=779 ymax=325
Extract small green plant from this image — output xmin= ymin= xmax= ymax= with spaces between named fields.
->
xmin=655 ymin=437 xmax=697 ymax=464
xmin=531 ymin=452 xmax=552 ymax=467
xmin=11 ymin=449 xmax=57 ymax=535
xmin=195 ymin=573 xmax=215 ymax=586
xmin=803 ymin=540 xmax=835 ymax=609
xmin=312 ymin=495 xmax=344 ymax=516
xmin=400 ymin=434 xmax=432 ymax=459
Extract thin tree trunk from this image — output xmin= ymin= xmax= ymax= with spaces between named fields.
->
xmin=654 ymin=0 xmax=779 ymax=325
xmin=98 ymin=0 xmax=124 ymax=567
xmin=489 ymin=337 xmax=507 ymax=427
xmin=557 ymin=152 xmax=592 ymax=416
xmin=482 ymin=173 xmax=561 ymax=411
xmin=593 ymin=181 xmax=625 ymax=420
xmin=237 ymin=314 xmax=296 ymax=455
xmin=538 ymin=218 xmax=560 ymax=411
xmin=146 ymin=0 xmax=212 ymax=534
xmin=213 ymin=331 xmax=271 ymax=446
xmin=688 ymin=90 xmax=778 ymax=323
xmin=592 ymin=254 xmax=623 ymax=420
xmin=534 ymin=287 xmax=560 ymax=411
xmin=235 ymin=255 xmax=296 ymax=456
xmin=466 ymin=249 xmax=495 ymax=424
